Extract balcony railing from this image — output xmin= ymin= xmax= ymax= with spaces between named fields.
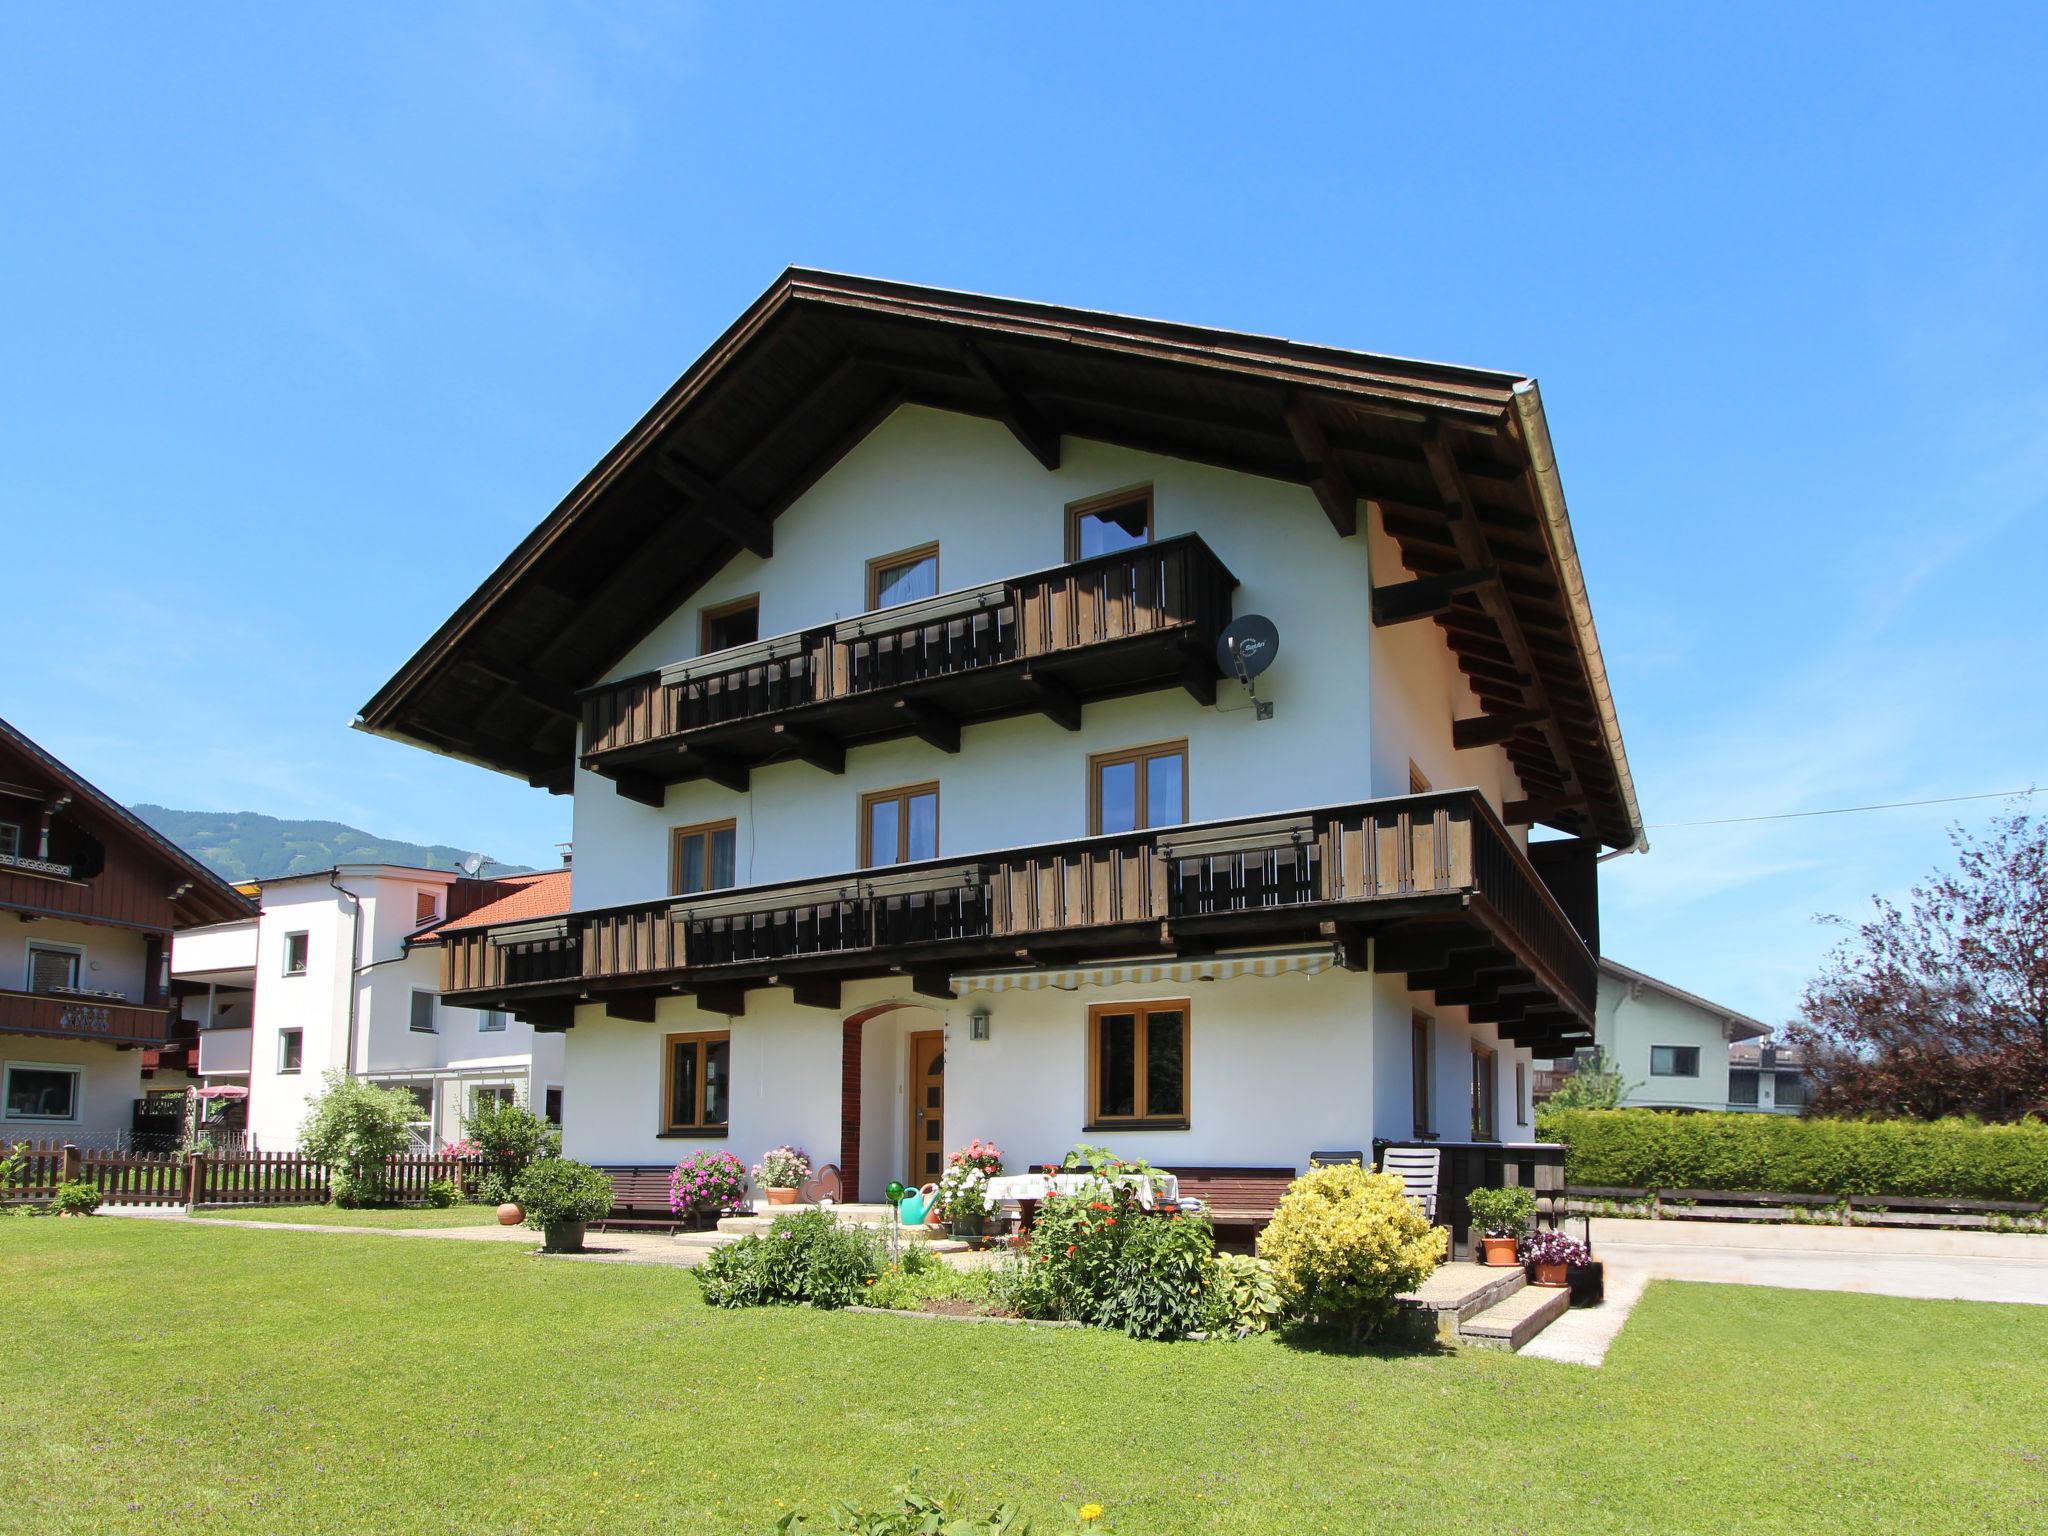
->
xmin=0 ymin=987 xmax=174 ymax=1046
xmin=441 ymin=790 xmax=1598 ymax=1041
xmin=578 ymin=535 xmax=1238 ymax=792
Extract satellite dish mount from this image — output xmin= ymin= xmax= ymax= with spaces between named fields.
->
xmin=1215 ymin=615 xmax=1280 ymax=721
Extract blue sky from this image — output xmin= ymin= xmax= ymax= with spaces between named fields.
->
xmin=4 ymin=5 xmax=2044 ymax=1027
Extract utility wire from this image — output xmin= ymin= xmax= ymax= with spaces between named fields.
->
xmin=1649 ymin=786 xmax=2036 ymax=830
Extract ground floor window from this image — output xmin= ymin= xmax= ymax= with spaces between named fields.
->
xmin=1729 ymin=1067 xmax=1760 ymax=1106
xmin=277 ymin=1028 xmax=304 ymax=1073
xmin=1515 ymin=1059 xmax=1529 ymax=1126
xmin=4 ymin=1063 xmax=80 ymax=1121
xmin=409 ymin=990 xmax=438 ymax=1033
xmin=1470 ymin=1045 xmax=1497 ymax=1141
xmin=664 ymin=1031 xmax=730 ymax=1134
xmin=543 ymin=1085 xmax=563 ymax=1125
xmin=1774 ymin=1071 xmax=1808 ymax=1109
xmin=1411 ymin=1012 xmax=1434 ymax=1137
xmin=1651 ymin=1045 xmax=1700 ymax=1077
xmin=470 ymin=1085 xmax=515 ymax=1117
xmin=1087 ymin=1000 xmax=1189 ymax=1129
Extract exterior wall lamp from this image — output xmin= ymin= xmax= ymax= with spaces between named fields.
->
xmin=967 ymin=1004 xmax=992 ymax=1042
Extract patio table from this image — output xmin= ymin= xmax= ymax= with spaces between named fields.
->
xmin=984 ymin=1171 xmax=1182 ymax=1236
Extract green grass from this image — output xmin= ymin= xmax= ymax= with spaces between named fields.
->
xmin=6 ymin=1222 xmax=2046 ymax=1535
xmin=187 ymin=1202 xmax=507 ymax=1229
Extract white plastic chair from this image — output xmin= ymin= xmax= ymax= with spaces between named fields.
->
xmin=1379 ymin=1145 xmax=1441 ymax=1222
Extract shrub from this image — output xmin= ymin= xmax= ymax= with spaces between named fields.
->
xmin=328 ymin=1168 xmax=390 ymax=1209
xmin=298 ymin=1073 xmax=416 ymax=1191
xmin=461 ymin=1097 xmax=560 ymax=1169
xmin=1466 ymin=1186 xmax=1536 ymax=1239
xmin=695 ymin=1209 xmax=881 ymax=1309
xmin=1017 ymin=1179 xmax=1214 ymax=1337
xmin=752 ymin=1145 xmax=811 ymax=1192
xmin=512 ymin=1158 xmax=614 ymax=1228
xmin=1541 ymin=1048 xmax=1631 ymax=1111
xmin=423 ymin=1177 xmax=459 ymax=1209
xmin=469 ymin=1169 xmax=513 ymax=1207
xmin=1538 ymin=1108 xmax=2048 ymax=1202
xmin=1099 ymin=1208 xmax=1215 ymax=1340
xmin=1258 ymin=1163 xmax=1446 ymax=1343
xmin=50 ymin=1180 xmax=102 ymax=1216
xmin=670 ymin=1150 xmax=749 ymax=1219
xmin=1205 ymin=1253 xmax=1283 ymax=1337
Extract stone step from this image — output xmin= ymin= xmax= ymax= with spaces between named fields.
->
xmin=1398 ymin=1261 xmax=1528 ymax=1344
xmin=1458 ymin=1281 xmax=1571 ymax=1352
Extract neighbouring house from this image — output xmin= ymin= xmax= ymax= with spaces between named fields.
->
xmin=1728 ymin=1038 xmax=1810 ymax=1113
xmin=1537 ymin=957 xmax=1794 ymax=1114
xmin=171 ymin=864 xmax=568 ymax=1151
xmin=355 ymin=269 xmax=1643 ymax=1200
xmin=0 ymin=716 xmax=251 ymax=1149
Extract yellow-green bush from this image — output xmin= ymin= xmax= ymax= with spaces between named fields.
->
xmin=1257 ymin=1164 xmax=1446 ymax=1341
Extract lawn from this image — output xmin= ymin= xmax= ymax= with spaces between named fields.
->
xmin=5 ymin=1222 xmax=2045 ymax=1535
xmin=188 ymin=1203 xmax=507 ymax=1229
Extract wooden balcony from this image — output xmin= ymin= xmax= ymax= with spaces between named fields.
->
xmin=0 ymin=987 xmax=175 ymax=1046
xmin=578 ymin=535 xmax=1238 ymax=800
xmin=442 ymin=790 xmax=1598 ymax=1052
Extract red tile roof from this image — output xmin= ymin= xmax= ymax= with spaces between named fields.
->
xmin=418 ymin=870 xmax=572 ymax=940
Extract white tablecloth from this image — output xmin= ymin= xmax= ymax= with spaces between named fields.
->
xmin=983 ymin=1171 xmax=1181 ymax=1209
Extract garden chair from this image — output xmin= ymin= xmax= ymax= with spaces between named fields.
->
xmin=1378 ymin=1145 xmax=1440 ymax=1223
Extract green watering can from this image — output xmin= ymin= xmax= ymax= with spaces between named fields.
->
xmin=897 ymin=1182 xmax=940 ymax=1225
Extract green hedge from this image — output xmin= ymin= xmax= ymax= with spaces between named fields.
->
xmin=1537 ymin=1109 xmax=2048 ymax=1203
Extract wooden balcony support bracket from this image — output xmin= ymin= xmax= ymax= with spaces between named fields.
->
xmin=1020 ymin=669 xmax=1082 ymax=732
xmin=771 ymin=722 xmax=846 ymax=774
xmin=1371 ymin=928 xmax=1491 ymax=977
xmin=1370 ymin=565 xmax=1498 ymax=627
xmin=1283 ymin=394 xmax=1358 ymax=538
xmin=676 ymin=744 xmax=750 ymax=794
xmin=1317 ymin=919 xmax=1373 ymax=971
xmin=518 ymin=999 xmax=579 ymax=1033
xmin=1451 ymin=706 xmax=1550 ymax=752
xmin=527 ymin=764 xmax=576 ymax=796
xmin=960 ymin=340 xmax=1061 ymax=471
xmin=902 ymin=968 xmax=956 ymax=1001
xmin=690 ymin=983 xmax=751 ymax=1018
xmin=603 ymin=991 xmax=661 ymax=1024
xmin=777 ymin=974 xmax=842 ymax=1011
xmin=893 ymin=697 xmax=961 ymax=753
xmin=609 ymin=769 xmax=667 ymax=809
xmin=1178 ymin=655 xmax=1218 ymax=707
xmin=654 ymin=454 xmax=774 ymax=559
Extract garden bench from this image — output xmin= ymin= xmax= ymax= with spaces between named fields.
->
xmin=1159 ymin=1166 xmax=1296 ymax=1231
xmin=591 ymin=1165 xmax=686 ymax=1232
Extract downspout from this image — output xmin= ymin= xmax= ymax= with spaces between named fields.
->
xmin=330 ymin=871 xmax=364 ymax=1077
xmin=1509 ymin=381 xmax=1649 ymax=856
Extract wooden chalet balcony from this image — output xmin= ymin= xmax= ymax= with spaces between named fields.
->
xmin=579 ymin=535 xmax=1238 ymax=800
xmin=441 ymin=790 xmax=1598 ymax=1054
xmin=0 ymin=987 xmax=175 ymax=1046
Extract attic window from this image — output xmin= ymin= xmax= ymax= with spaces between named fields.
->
xmin=415 ymin=891 xmax=438 ymax=926
xmin=1067 ymin=487 xmax=1153 ymax=561
xmin=699 ymin=596 xmax=760 ymax=655
xmin=867 ymin=545 xmax=939 ymax=610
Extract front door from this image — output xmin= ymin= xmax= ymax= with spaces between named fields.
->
xmin=907 ymin=1029 xmax=945 ymax=1185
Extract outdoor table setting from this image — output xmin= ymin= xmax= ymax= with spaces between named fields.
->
xmin=980 ymin=1170 xmax=1190 ymax=1237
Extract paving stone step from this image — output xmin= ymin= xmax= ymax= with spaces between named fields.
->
xmin=1458 ymin=1281 xmax=1571 ymax=1351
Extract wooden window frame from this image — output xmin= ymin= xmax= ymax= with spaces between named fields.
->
xmin=859 ymin=782 xmax=940 ymax=867
xmin=282 ymin=931 xmax=310 ymax=977
xmin=1471 ymin=1044 xmax=1498 ymax=1141
xmin=1085 ymin=999 xmax=1191 ymax=1131
xmin=1064 ymin=484 xmax=1154 ymax=562
xmin=1408 ymin=761 xmax=1432 ymax=795
xmin=698 ymin=594 xmax=760 ymax=656
xmin=1086 ymin=740 xmax=1189 ymax=836
xmin=865 ymin=542 xmax=940 ymax=611
xmin=1515 ymin=1060 xmax=1529 ymax=1126
xmin=662 ymin=1029 xmax=731 ymax=1137
xmin=669 ymin=818 xmax=738 ymax=897
xmin=414 ymin=890 xmax=438 ymax=926
xmin=1411 ymin=1011 xmax=1435 ymax=1138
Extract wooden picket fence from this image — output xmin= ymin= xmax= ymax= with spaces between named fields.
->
xmin=2 ymin=1138 xmax=513 ymax=1210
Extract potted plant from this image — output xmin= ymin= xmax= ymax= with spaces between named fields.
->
xmin=1465 ymin=1186 xmax=1536 ymax=1267
xmin=1520 ymin=1227 xmax=1589 ymax=1288
xmin=511 ymin=1158 xmax=614 ymax=1254
xmin=752 ymin=1145 xmax=811 ymax=1206
xmin=931 ymin=1157 xmax=993 ymax=1240
xmin=669 ymin=1149 xmax=749 ymax=1228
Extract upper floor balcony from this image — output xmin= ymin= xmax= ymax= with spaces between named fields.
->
xmin=0 ymin=986 xmax=175 ymax=1047
xmin=578 ymin=535 xmax=1238 ymax=802
xmin=440 ymin=788 xmax=1598 ymax=1055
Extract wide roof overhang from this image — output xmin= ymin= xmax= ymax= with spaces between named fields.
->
xmin=357 ymin=268 xmax=1643 ymax=849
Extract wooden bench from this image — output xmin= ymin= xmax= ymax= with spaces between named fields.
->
xmin=592 ymin=1165 xmax=686 ymax=1232
xmin=1162 ymin=1166 xmax=1296 ymax=1231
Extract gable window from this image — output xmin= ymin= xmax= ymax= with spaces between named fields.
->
xmin=1471 ymin=1045 xmax=1498 ymax=1140
xmin=1088 ymin=1001 xmax=1189 ymax=1129
xmin=861 ymin=783 xmax=938 ymax=867
xmin=4 ymin=1063 xmax=80 ymax=1121
xmin=409 ymin=990 xmax=438 ymax=1034
xmin=283 ymin=931 xmax=310 ymax=976
xmin=1651 ymin=1045 xmax=1700 ymax=1078
xmin=1411 ymin=1013 xmax=1435 ymax=1138
xmin=663 ymin=1031 xmax=731 ymax=1135
xmin=477 ymin=1009 xmax=507 ymax=1034
xmin=1066 ymin=486 xmax=1153 ymax=561
xmin=866 ymin=543 xmax=939 ymax=610
xmin=671 ymin=819 xmax=739 ymax=897
xmin=277 ymin=1029 xmax=304 ymax=1073
xmin=699 ymin=595 xmax=760 ymax=655
xmin=414 ymin=890 xmax=438 ymax=926
xmin=25 ymin=944 xmax=81 ymax=994
xmin=0 ymin=822 xmax=19 ymax=859
xmin=1089 ymin=742 xmax=1186 ymax=835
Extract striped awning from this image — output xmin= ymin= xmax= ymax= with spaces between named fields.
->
xmin=953 ymin=944 xmax=1341 ymax=995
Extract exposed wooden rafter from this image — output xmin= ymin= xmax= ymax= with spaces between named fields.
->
xmin=1282 ymin=394 xmax=1358 ymax=537
xmin=959 ymin=341 xmax=1061 ymax=471
xmin=1370 ymin=565 xmax=1498 ymax=627
xmin=654 ymin=456 xmax=774 ymax=559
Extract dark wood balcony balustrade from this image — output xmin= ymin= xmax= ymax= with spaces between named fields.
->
xmin=0 ymin=987 xmax=176 ymax=1046
xmin=578 ymin=536 xmax=1238 ymax=799
xmin=442 ymin=790 xmax=1598 ymax=1051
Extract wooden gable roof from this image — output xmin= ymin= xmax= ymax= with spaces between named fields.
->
xmin=358 ymin=269 xmax=1643 ymax=848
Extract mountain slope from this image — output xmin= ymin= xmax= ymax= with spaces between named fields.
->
xmin=129 ymin=805 xmax=534 ymax=884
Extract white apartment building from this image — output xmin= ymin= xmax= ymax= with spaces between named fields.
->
xmin=173 ymin=864 xmax=567 ymax=1150
xmin=357 ymin=272 xmax=1643 ymax=1200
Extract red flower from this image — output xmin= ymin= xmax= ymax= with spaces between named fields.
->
xmin=1066 ymin=1244 xmax=1077 ymax=1256
xmin=1088 ymin=1201 xmax=1109 ymax=1212
xmin=1104 ymin=1217 xmax=1116 ymax=1227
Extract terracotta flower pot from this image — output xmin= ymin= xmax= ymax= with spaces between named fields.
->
xmin=496 ymin=1202 xmax=523 ymax=1226
xmin=766 ymin=1186 xmax=798 ymax=1205
xmin=1532 ymin=1261 xmax=1569 ymax=1288
xmin=1480 ymin=1235 xmax=1521 ymax=1267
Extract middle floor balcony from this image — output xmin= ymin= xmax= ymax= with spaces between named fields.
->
xmin=439 ymin=788 xmax=1598 ymax=1056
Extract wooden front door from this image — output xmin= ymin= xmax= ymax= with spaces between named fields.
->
xmin=907 ymin=1029 xmax=945 ymax=1185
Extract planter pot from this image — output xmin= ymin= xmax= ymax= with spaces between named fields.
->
xmin=1479 ymin=1235 xmax=1521 ymax=1267
xmin=496 ymin=1202 xmax=524 ymax=1226
xmin=541 ymin=1218 xmax=587 ymax=1254
xmin=765 ymin=1186 xmax=798 ymax=1206
xmin=1531 ymin=1261 xmax=1569 ymax=1288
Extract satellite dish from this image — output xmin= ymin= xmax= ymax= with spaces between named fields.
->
xmin=459 ymin=853 xmax=488 ymax=877
xmin=1216 ymin=615 xmax=1280 ymax=680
